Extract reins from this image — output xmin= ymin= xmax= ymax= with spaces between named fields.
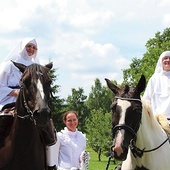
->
xmin=105 ymin=155 xmax=112 ymax=170
xmin=105 ymin=96 xmax=170 ymax=169
xmin=129 ymin=135 xmax=170 ymax=158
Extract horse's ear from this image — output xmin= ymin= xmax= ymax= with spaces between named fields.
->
xmin=45 ymin=62 xmax=53 ymax=72
xmin=105 ymin=78 xmax=120 ymax=94
xmin=136 ymin=75 xmax=146 ymax=94
xmin=11 ymin=61 xmax=26 ymax=73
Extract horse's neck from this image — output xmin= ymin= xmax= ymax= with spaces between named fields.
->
xmin=13 ymin=118 xmax=43 ymax=157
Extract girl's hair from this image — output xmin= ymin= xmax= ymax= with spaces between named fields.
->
xmin=62 ymin=110 xmax=79 ymax=121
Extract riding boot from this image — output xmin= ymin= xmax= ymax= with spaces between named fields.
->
xmin=47 ymin=165 xmax=57 ymax=170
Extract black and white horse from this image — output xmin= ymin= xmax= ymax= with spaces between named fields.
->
xmin=105 ymin=75 xmax=170 ymax=170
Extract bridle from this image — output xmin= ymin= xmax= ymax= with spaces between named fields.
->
xmin=112 ymin=96 xmax=142 ymax=140
xmin=17 ymin=81 xmax=37 ymax=125
xmin=114 ymin=96 xmax=141 ymax=102
xmin=112 ymin=96 xmax=170 ymax=158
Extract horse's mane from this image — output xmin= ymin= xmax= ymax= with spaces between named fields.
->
xmin=140 ymin=97 xmax=166 ymax=134
xmin=141 ymin=98 xmax=153 ymax=119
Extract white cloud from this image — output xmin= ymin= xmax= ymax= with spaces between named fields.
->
xmin=163 ymin=14 xmax=170 ymax=27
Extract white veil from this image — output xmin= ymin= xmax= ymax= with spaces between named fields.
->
xmin=154 ymin=51 xmax=170 ymax=73
xmin=1 ymin=37 xmax=40 ymax=71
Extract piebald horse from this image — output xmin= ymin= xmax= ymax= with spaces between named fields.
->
xmin=105 ymin=75 xmax=170 ymax=170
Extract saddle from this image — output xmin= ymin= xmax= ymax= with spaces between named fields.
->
xmin=0 ymin=102 xmax=15 ymax=149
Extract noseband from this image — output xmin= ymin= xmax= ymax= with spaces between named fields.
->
xmin=112 ymin=124 xmax=137 ymax=141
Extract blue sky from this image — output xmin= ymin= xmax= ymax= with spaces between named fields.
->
xmin=0 ymin=0 xmax=170 ymax=99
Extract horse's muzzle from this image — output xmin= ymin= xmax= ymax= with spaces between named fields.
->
xmin=111 ymin=144 xmax=128 ymax=161
xmin=33 ymin=107 xmax=51 ymax=126
xmin=40 ymin=119 xmax=57 ymax=146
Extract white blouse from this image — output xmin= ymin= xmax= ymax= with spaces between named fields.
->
xmin=46 ymin=127 xmax=86 ymax=170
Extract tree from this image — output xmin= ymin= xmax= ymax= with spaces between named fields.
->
xmin=85 ymin=109 xmax=112 ymax=161
xmin=86 ymin=78 xmax=113 ymax=113
xmin=84 ymin=78 xmax=116 ymax=160
xmin=123 ymin=27 xmax=170 ymax=85
xmin=48 ymin=66 xmax=65 ymax=131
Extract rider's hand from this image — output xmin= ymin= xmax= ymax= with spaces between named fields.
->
xmin=8 ymin=89 xmax=20 ymax=96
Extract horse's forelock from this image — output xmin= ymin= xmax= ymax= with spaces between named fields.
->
xmin=120 ymin=85 xmax=136 ymax=98
xmin=124 ymin=85 xmax=129 ymax=93
xmin=22 ymin=64 xmax=51 ymax=83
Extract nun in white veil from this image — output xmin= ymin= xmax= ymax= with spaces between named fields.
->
xmin=143 ymin=51 xmax=170 ymax=119
xmin=0 ymin=37 xmax=40 ymax=111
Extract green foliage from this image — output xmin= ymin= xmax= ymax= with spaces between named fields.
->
xmin=85 ymin=109 xmax=112 ymax=158
xmin=123 ymin=27 xmax=170 ymax=85
xmin=48 ymin=67 xmax=65 ymax=130
xmin=86 ymin=78 xmax=113 ymax=113
xmin=82 ymin=78 xmax=114 ymax=160
xmin=123 ymin=57 xmax=142 ymax=86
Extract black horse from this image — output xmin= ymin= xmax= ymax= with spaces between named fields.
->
xmin=0 ymin=62 xmax=57 ymax=170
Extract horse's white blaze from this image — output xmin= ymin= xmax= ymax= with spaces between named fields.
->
xmin=113 ymin=99 xmax=131 ymax=156
xmin=114 ymin=131 xmax=124 ymax=156
xmin=37 ymin=79 xmax=44 ymax=99
xmin=117 ymin=99 xmax=131 ymax=124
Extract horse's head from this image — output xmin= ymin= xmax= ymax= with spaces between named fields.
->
xmin=105 ymin=75 xmax=146 ymax=161
xmin=13 ymin=61 xmax=56 ymax=146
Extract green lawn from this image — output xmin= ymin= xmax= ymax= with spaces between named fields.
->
xmin=87 ymin=147 xmax=119 ymax=170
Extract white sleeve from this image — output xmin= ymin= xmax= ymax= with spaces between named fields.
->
xmin=0 ymin=72 xmax=13 ymax=102
xmin=46 ymin=133 xmax=60 ymax=166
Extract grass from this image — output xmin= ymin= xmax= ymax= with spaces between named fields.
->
xmin=87 ymin=147 xmax=120 ymax=170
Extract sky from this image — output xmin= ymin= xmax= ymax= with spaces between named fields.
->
xmin=0 ymin=0 xmax=170 ymax=99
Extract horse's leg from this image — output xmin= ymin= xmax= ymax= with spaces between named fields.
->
xmin=0 ymin=116 xmax=16 ymax=169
